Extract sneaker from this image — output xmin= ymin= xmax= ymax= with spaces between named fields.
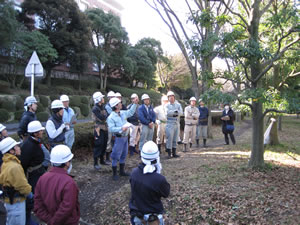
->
xmin=94 ymin=165 xmax=101 ymax=171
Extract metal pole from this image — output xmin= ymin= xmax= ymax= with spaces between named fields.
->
xmin=31 ymin=64 xmax=35 ymax=96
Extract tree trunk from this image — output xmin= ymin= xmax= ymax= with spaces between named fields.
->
xmin=104 ymin=74 xmax=107 ymax=91
xmin=277 ymin=115 xmax=282 ymax=131
xmin=207 ymin=104 xmax=213 ymax=139
xmin=44 ymin=69 xmax=51 ymax=86
xmin=78 ymin=72 xmax=82 ymax=91
xmin=190 ymin=67 xmax=199 ymax=98
xmin=269 ymin=116 xmax=280 ymax=145
xmin=249 ymin=102 xmax=265 ymax=168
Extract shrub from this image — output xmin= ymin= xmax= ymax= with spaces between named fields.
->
xmin=0 ymin=109 xmax=9 ymax=123
xmin=14 ymin=110 xmax=24 ymax=121
xmin=50 ymin=95 xmax=59 ymax=101
xmin=1 ymin=99 xmax=15 ymax=112
xmin=36 ymin=112 xmax=49 ymax=122
xmin=70 ymin=96 xmax=81 ymax=107
xmin=80 ymin=96 xmax=89 ymax=104
xmin=80 ymin=103 xmax=89 ymax=117
xmin=16 ymin=96 xmax=24 ymax=111
xmin=73 ymin=122 xmax=94 ymax=153
xmin=36 ymin=102 xmax=45 ymax=113
xmin=39 ymin=95 xmax=49 ymax=107
xmin=56 ymin=86 xmax=74 ymax=95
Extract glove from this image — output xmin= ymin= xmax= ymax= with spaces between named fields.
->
xmin=27 ymin=192 xmax=34 ymax=200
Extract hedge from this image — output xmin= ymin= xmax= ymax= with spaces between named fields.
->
xmin=14 ymin=110 xmax=24 ymax=121
xmin=50 ymin=95 xmax=59 ymax=101
xmin=70 ymin=96 xmax=81 ymax=107
xmin=72 ymin=122 xmax=94 ymax=153
xmin=36 ymin=103 xmax=45 ymax=113
xmin=39 ymin=95 xmax=49 ymax=107
xmin=80 ymin=103 xmax=89 ymax=117
xmin=16 ymin=96 xmax=24 ymax=111
xmin=1 ymin=99 xmax=15 ymax=112
xmin=0 ymin=109 xmax=9 ymax=123
xmin=36 ymin=112 xmax=49 ymax=122
xmin=80 ymin=96 xmax=89 ymax=104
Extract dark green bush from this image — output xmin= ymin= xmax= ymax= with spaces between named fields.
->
xmin=16 ymin=96 xmax=24 ymax=111
xmin=39 ymin=95 xmax=49 ymax=107
xmin=50 ymin=95 xmax=59 ymax=101
xmin=70 ymin=96 xmax=81 ymax=107
xmin=80 ymin=103 xmax=89 ymax=117
xmin=36 ymin=102 xmax=45 ymax=113
xmin=1 ymin=99 xmax=15 ymax=112
xmin=80 ymin=96 xmax=89 ymax=104
xmin=0 ymin=109 xmax=9 ymax=123
xmin=36 ymin=112 xmax=49 ymax=122
xmin=14 ymin=110 xmax=24 ymax=121
xmin=56 ymin=86 xmax=74 ymax=95
xmin=73 ymin=122 xmax=94 ymax=153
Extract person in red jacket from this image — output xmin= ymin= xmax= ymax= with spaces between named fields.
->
xmin=33 ymin=145 xmax=80 ymax=225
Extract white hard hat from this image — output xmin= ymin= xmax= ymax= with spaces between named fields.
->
xmin=27 ymin=120 xmax=45 ymax=133
xmin=0 ymin=124 xmax=6 ymax=132
xmin=24 ymin=96 xmax=37 ymax=106
xmin=51 ymin=100 xmax=64 ymax=109
xmin=167 ymin=91 xmax=175 ymax=97
xmin=93 ymin=92 xmax=104 ymax=104
xmin=141 ymin=141 xmax=159 ymax=160
xmin=131 ymin=93 xmax=138 ymax=99
xmin=60 ymin=95 xmax=69 ymax=102
xmin=0 ymin=137 xmax=20 ymax=154
xmin=115 ymin=92 xmax=122 ymax=97
xmin=107 ymin=91 xmax=115 ymax=98
xmin=141 ymin=94 xmax=150 ymax=100
xmin=198 ymin=98 xmax=204 ymax=103
xmin=189 ymin=97 xmax=197 ymax=102
xmin=109 ymin=97 xmax=121 ymax=108
xmin=50 ymin=145 xmax=74 ymax=164
xmin=161 ymin=95 xmax=168 ymax=101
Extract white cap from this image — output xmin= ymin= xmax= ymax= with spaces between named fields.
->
xmin=0 ymin=124 xmax=6 ymax=132
xmin=167 ymin=91 xmax=175 ymax=97
xmin=93 ymin=92 xmax=104 ymax=104
xmin=141 ymin=141 xmax=159 ymax=160
xmin=189 ymin=97 xmax=197 ymax=102
xmin=28 ymin=120 xmax=45 ymax=133
xmin=107 ymin=91 xmax=115 ymax=98
xmin=0 ymin=137 xmax=20 ymax=154
xmin=131 ymin=93 xmax=138 ymax=99
xmin=24 ymin=96 xmax=37 ymax=106
xmin=109 ymin=97 xmax=121 ymax=108
xmin=115 ymin=92 xmax=122 ymax=97
xmin=141 ymin=94 xmax=150 ymax=100
xmin=161 ymin=95 xmax=168 ymax=101
xmin=60 ymin=95 xmax=69 ymax=102
xmin=51 ymin=100 xmax=64 ymax=109
xmin=50 ymin=145 xmax=74 ymax=164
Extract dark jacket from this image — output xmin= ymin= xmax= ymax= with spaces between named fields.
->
xmin=138 ymin=104 xmax=156 ymax=126
xmin=129 ymin=163 xmax=170 ymax=215
xmin=92 ymin=104 xmax=108 ymax=125
xmin=34 ymin=167 xmax=80 ymax=225
xmin=222 ymin=108 xmax=234 ymax=133
xmin=198 ymin=106 xmax=209 ymax=126
xmin=47 ymin=114 xmax=65 ymax=147
xmin=18 ymin=111 xmax=37 ymax=137
xmin=127 ymin=103 xmax=139 ymax=126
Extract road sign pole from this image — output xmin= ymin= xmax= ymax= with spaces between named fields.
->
xmin=31 ymin=64 xmax=35 ymax=96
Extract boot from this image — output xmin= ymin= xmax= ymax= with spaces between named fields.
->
xmin=100 ymin=155 xmax=109 ymax=165
xmin=190 ymin=142 xmax=192 ymax=148
xmin=183 ymin=144 xmax=187 ymax=152
xmin=133 ymin=145 xmax=139 ymax=154
xmin=129 ymin=146 xmax=135 ymax=156
xmin=119 ymin=163 xmax=130 ymax=176
xmin=105 ymin=152 xmax=111 ymax=163
xmin=203 ymin=139 xmax=207 ymax=147
xmin=166 ymin=149 xmax=172 ymax=158
xmin=112 ymin=166 xmax=119 ymax=181
xmin=172 ymin=148 xmax=180 ymax=158
xmin=94 ymin=158 xmax=101 ymax=171
xmin=158 ymin=144 xmax=161 ymax=153
xmin=196 ymin=139 xmax=199 ymax=148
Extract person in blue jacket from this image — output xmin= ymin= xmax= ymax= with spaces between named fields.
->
xmin=221 ymin=103 xmax=236 ymax=145
xmin=196 ymin=99 xmax=209 ymax=147
xmin=129 ymin=141 xmax=170 ymax=225
xmin=138 ymin=94 xmax=156 ymax=151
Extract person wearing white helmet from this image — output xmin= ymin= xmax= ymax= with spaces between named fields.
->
xmin=107 ymin=97 xmax=138 ymax=181
xmin=129 ymin=141 xmax=170 ymax=225
xmin=164 ymin=91 xmax=183 ymax=158
xmin=0 ymin=123 xmax=8 ymax=167
xmin=60 ymin=95 xmax=77 ymax=150
xmin=105 ymin=91 xmax=116 ymax=157
xmin=105 ymin=91 xmax=116 ymax=115
xmin=0 ymin=137 xmax=32 ymax=225
xmin=182 ymin=97 xmax=200 ymax=152
xmin=46 ymin=100 xmax=66 ymax=148
xmin=18 ymin=96 xmax=38 ymax=140
xmin=34 ymin=145 xmax=80 ymax=225
xmin=127 ymin=93 xmax=140 ymax=156
xmin=115 ymin=92 xmax=127 ymax=110
xmin=154 ymin=95 xmax=168 ymax=152
xmin=138 ymin=94 xmax=156 ymax=152
xmin=91 ymin=91 xmax=109 ymax=170
xmin=196 ymin=99 xmax=209 ymax=147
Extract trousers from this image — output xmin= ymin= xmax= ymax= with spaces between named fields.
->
xmin=165 ymin=122 xmax=178 ymax=149
xmin=111 ymin=137 xmax=128 ymax=167
xmin=196 ymin=125 xmax=208 ymax=139
xmin=129 ymin=125 xmax=140 ymax=147
xmin=183 ymin=125 xmax=197 ymax=144
xmin=139 ymin=124 xmax=154 ymax=150
xmin=5 ymin=201 xmax=25 ymax=225
xmin=156 ymin=123 xmax=166 ymax=145
xmin=64 ymin=129 xmax=75 ymax=149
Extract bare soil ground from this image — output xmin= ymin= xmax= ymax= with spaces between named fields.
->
xmin=73 ymin=116 xmax=300 ymax=225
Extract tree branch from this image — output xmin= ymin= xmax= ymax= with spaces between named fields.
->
xmin=259 ymin=0 xmax=275 ymax=19
xmin=263 ymin=109 xmax=286 ymax=118
xmin=237 ymin=98 xmax=253 ymax=111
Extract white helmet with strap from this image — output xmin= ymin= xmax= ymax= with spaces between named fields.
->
xmin=189 ymin=97 xmax=197 ymax=102
xmin=109 ymin=97 xmax=121 ymax=108
xmin=107 ymin=91 xmax=115 ymax=98
xmin=0 ymin=137 xmax=20 ymax=154
xmin=141 ymin=94 xmax=150 ymax=100
xmin=50 ymin=145 xmax=74 ymax=164
xmin=51 ymin=100 xmax=64 ymax=109
xmin=28 ymin=121 xmax=45 ymax=133
xmin=167 ymin=91 xmax=175 ymax=97
xmin=0 ymin=124 xmax=6 ymax=133
xmin=93 ymin=92 xmax=104 ymax=104
xmin=60 ymin=95 xmax=69 ymax=102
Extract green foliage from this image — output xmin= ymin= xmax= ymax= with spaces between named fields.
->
xmin=36 ymin=102 xmax=45 ymax=113
xmin=1 ymin=99 xmax=15 ymax=112
xmin=39 ymin=95 xmax=49 ymax=108
xmin=36 ymin=112 xmax=49 ymax=122
xmin=200 ymin=89 xmax=236 ymax=105
xmin=70 ymin=96 xmax=82 ymax=107
xmin=80 ymin=96 xmax=89 ymax=104
xmin=15 ymin=96 xmax=24 ymax=111
xmin=14 ymin=110 xmax=24 ymax=121
xmin=73 ymin=122 xmax=94 ymax=151
xmin=79 ymin=103 xmax=89 ymax=117
xmin=49 ymin=95 xmax=59 ymax=101
xmin=0 ymin=109 xmax=9 ymax=122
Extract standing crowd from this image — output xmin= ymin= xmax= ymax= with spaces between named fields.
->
xmin=0 ymin=91 xmax=236 ymax=225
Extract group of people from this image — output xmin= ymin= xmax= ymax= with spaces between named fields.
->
xmin=0 ymin=90 xmax=236 ymax=225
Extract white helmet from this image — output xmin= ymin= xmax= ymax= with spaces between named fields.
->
xmin=60 ymin=95 xmax=69 ymax=102
xmin=0 ymin=137 xmax=20 ymax=154
xmin=28 ymin=121 xmax=45 ymax=133
xmin=189 ymin=97 xmax=197 ymax=102
xmin=141 ymin=94 xmax=150 ymax=100
xmin=161 ymin=95 xmax=168 ymax=101
xmin=107 ymin=91 xmax=115 ymax=98
xmin=131 ymin=93 xmax=138 ymax=99
xmin=198 ymin=98 xmax=204 ymax=103
xmin=141 ymin=141 xmax=159 ymax=160
xmin=0 ymin=124 xmax=6 ymax=132
xmin=24 ymin=96 xmax=37 ymax=106
xmin=109 ymin=97 xmax=121 ymax=108
xmin=93 ymin=92 xmax=104 ymax=104
xmin=167 ymin=91 xmax=175 ymax=97
xmin=51 ymin=100 xmax=64 ymax=109
xmin=50 ymin=145 xmax=74 ymax=164
xmin=115 ymin=92 xmax=122 ymax=98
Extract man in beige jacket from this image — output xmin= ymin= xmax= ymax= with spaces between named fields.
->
xmin=183 ymin=97 xmax=200 ymax=152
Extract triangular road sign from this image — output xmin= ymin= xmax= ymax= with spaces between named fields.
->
xmin=25 ymin=51 xmax=44 ymax=77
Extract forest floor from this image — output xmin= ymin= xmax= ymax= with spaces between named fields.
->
xmin=72 ymin=116 xmax=300 ymax=225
